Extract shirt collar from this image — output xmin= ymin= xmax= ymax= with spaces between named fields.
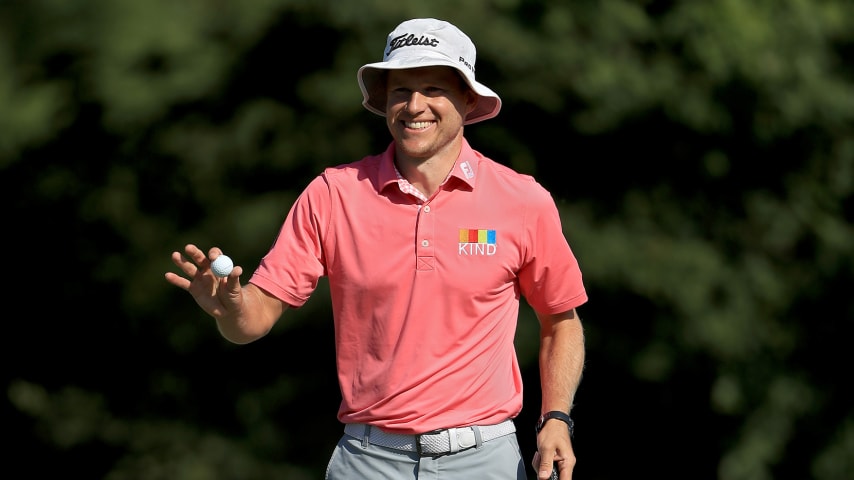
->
xmin=377 ymin=138 xmax=479 ymax=193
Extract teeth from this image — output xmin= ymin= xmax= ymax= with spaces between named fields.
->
xmin=406 ymin=121 xmax=432 ymax=129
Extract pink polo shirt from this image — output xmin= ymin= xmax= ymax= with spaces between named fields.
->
xmin=249 ymin=138 xmax=587 ymax=434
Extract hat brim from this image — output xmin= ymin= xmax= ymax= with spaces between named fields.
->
xmin=358 ymin=55 xmax=501 ymax=125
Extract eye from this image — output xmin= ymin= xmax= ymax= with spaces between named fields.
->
xmin=387 ymin=88 xmax=411 ymax=102
xmin=424 ymin=86 xmax=446 ymax=96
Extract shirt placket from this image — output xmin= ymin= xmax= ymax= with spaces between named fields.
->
xmin=416 ymin=203 xmax=435 ymax=271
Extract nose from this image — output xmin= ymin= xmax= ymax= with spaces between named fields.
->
xmin=404 ymin=91 xmax=426 ymax=113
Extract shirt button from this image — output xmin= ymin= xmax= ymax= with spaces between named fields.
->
xmin=421 ymin=240 xmax=430 ymax=247
xmin=423 ymin=205 xmax=431 ymax=213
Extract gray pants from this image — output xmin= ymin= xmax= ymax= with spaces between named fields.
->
xmin=325 ymin=432 xmax=527 ymax=479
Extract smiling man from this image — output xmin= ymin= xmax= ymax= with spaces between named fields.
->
xmin=166 ymin=18 xmax=588 ymax=480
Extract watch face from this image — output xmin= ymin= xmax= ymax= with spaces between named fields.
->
xmin=536 ymin=414 xmax=550 ymax=432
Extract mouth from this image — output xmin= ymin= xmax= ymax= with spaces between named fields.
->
xmin=405 ymin=121 xmax=434 ymax=130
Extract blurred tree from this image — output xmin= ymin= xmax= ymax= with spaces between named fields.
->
xmin=2 ymin=0 xmax=852 ymax=479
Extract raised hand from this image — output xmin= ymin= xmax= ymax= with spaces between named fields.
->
xmin=164 ymin=243 xmax=244 ymax=319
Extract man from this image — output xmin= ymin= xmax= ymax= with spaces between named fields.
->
xmin=165 ymin=18 xmax=587 ymax=480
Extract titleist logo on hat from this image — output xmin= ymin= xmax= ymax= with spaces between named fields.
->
xmin=383 ymin=27 xmax=475 ymax=74
xmin=386 ymin=34 xmax=439 ymax=55
xmin=383 ymin=24 xmax=474 ymax=73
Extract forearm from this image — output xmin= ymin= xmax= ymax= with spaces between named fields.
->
xmin=538 ymin=309 xmax=585 ymax=413
xmin=215 ymin=283 xmax=286 ymax=344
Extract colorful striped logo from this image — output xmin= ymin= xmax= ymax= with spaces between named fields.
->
xmin=459 ymin=229 xmax=496 ymax=244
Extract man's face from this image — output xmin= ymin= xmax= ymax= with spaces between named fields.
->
xmin=385 ymin=66 xmax=476 ymax=161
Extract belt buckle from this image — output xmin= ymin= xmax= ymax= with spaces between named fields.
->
xmin=416 ymin=427 xmax=477 ymax=456
xmin=455 ymin=427 xmax=476 ymax=450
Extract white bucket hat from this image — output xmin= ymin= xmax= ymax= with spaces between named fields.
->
xmin=357 ymin=18 xmax=502 ymax=125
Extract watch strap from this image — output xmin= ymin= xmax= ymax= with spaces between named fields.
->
xmin=536 ymin=410 xmax=574 ymax=437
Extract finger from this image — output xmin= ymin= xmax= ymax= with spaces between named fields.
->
xmin=221 ymin=265 xmax=243 ymax=293
xmin=164 ymin=271 xmax=191 ymax=290
xmin=554 ymin=459 xmax=574 ymax=480
xmin=183 ymin=244 xmax=209 ymax=265
xmin=171 ymin=250 xmax=201 ymax=277
xmin=207 ymin=246 xmax=224 ymax=261
xmin=222 ymin=266 xmax=243 ymax=298
xmin=228 ymin=265 xmax=244 ymax=280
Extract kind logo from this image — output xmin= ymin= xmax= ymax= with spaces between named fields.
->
xmin=458 ymin=229 xmax=496 ymax=255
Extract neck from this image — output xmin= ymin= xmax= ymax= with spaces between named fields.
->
xmin=395 ymin=137 xmax=464 ymax=198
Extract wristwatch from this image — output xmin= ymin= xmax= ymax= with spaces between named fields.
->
xmin=536 ymin=411 xmax=574 ymax=437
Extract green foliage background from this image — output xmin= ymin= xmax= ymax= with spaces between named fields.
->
xmin=4 ymin=1 xmax=853 ymax=479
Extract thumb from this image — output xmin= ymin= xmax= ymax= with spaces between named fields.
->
xmin=224 ymin=265 xmax=244 ymax=296
xmin=531 ymin=451 xmax=541 ymax=470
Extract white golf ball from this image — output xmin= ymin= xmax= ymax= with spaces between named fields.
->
xmin=211 ymin=255 xmax=233 ymax=277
